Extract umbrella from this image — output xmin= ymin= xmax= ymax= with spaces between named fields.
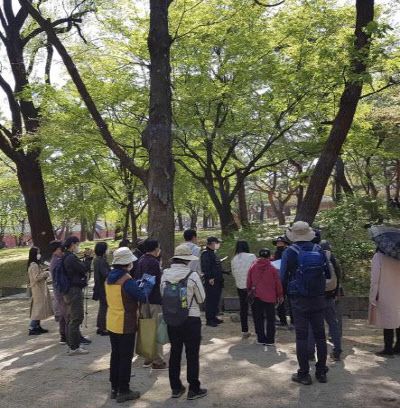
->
xmin=369 ymin=225 xmax=400 ymax=260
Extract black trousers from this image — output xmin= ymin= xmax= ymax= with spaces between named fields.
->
xmin=97 ymin=294 xmax=107 ymax=332
xmin=109 ymin=332 xmax=135 ymax=393
xmin=167 ymin=317 xmax=201 ymax=392
xmin=276 ymin=302 xmax=288 ymax=325
xmin=237 ymin=288 xmax=249 ymax=333
xmin=383 ymin=327 xmax=400 ymax=352
xmin=205 ymin=281 xmax=222 ymax=322
xmin=252 ymin=298 xmax=276 ymax=344
xmin=291 ymin=296 xmax=327 ymax=376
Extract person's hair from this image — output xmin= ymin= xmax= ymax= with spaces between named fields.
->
xmin=183 ymin=229 xmax=197 ymax=242
xmin=259 ymin=248 xmax=271 ymax=258
xmin=63 ymin=236 xmax=79 ymax=250
xmin=135 ymin=238 xmax=146 ymax=253
xmin=95 ymin=241 xmax=108 ymax=257
xmin=143 ymin=239 xmax=159 ymax=253
xmin=119 ymin=239 xmax=131 ymax=248
xmin=49 ymin=240 xmax=62 ymax=254
xmin=27 ymin=247 xmax=40 ymax=270
xmin=235 ymin=240 xmax=250 ymax=255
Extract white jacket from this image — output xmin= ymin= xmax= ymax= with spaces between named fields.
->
xmin=161 ymin=263 xmax=206 ymax=318
xmin=231 ymin=253 xmax=257 ymax=289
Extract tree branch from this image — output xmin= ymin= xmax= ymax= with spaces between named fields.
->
xmin=359 ymin=79 xmax=400 ymax=99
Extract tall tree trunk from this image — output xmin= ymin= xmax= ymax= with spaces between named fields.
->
xmin=395 ymin=159 xmax=400 ymax=200
xmin=142 ymin=0 xmax=175 ymax=267
xmin=267 ymin=192 xmax=286 ymax=225
xmin=219 ymin=206 xmax=238 ymax=237
xmin=177 ymin=211 xmax=184 ymax=231
xmin=295 ymin=0 xmax=374 ymax=224
xmin=130 ymin=207 xmax=138 ymax=244
xmin=80 ymin=217 xmax=88 ymax=242
xmin=259 ymin=200 xmax=265 ymax=223
xmin=365 ymin=157 xmax=378 ymax=198
xmin=189 ymin=210 xmax=198 ymax=229
xmin=335 ymin=156 xmax=354 ymax=196
xmin=16 ymin=158 xmax=54 ymax=257
xmin=122 ymin=205 xmax=130 ymax=240
xmin=237 ymin=173 xmax=249 ymax=228
xmin=202 ymin=211 xmax=208 ymax=229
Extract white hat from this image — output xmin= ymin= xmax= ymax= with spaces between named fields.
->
xmin=286 ymin=221 xmax=316 ymax=242
xmin=172 ymin=244 xmax=199 ymax=261
xmin=112 ymin=247 xmax=137 ymax=265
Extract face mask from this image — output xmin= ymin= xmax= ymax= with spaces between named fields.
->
xmin=215 ymin=243 xmax=221 ymax=250
xmin=74 ymin=245 xmax=80 ymax=254
xmin=37 ymin=254 xmax=41 ymax=261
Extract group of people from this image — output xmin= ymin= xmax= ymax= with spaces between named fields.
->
xmin=25 ymin=220 xmax=400 ymax=402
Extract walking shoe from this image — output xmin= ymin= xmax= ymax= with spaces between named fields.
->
xmin=291 ymin=373 xmax=312 ymax=385
xmin=116 ymin=389 xmax=140 ymax=403
xmin=214 ymin=318 xmax=224 ymax=324
xmin=256 ymin=340 xmax=267 ymax=345
xmin=330 ymin=352 xmax=341 ymax=362
xmin=97 ymin=329 xmax=109 ymax=336
xmin=187 ymin=388 xmax=208 ymax=400
xmin=315 ymin=372 xmax=328 ymax=383
xmin=171 ymin=386 xmax=186 ymax=398
xmin=80 ymin=336 xmax=92 ymax=345
xmin=28 ymin=328 xmax=43 ymax=336
xmin=151 ymin=362 xmax=167 ymax=370
xmin=67 ymin=347 xmax=89 ymax=356
xmin=242 ymin=332 xmax=251 ymax=339
xmin=206 ymin=321 xmax=218 ymax=327
xmin=37 ymin=326 xmax=49 ymax=334
xmin=375 ymin=350 xmax=394 ymax=357
xmin=59 ymin=336 xmax=67 ymax=345
xmin=111 ymin=389 xmax=118 ymax=400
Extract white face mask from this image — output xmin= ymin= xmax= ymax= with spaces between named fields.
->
xmin=215 ymin=243 xmax=221 ymax=250
xmin=37 ymin=254 xmax=41 ymax=261
xmin=74 ymin=245 xmax=80 ymax=254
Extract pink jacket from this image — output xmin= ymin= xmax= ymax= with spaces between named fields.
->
xmin=247 ymin=258 xmax=283 ymax=303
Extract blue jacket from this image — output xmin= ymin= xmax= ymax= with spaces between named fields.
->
xmin=280 ymin=242 xmax=330 ymax=296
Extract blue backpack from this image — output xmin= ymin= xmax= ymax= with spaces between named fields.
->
xmin=289 ymin=244 xmax=327 ymax=297
xmin=53 ymin=255 xmax=71 ymax=294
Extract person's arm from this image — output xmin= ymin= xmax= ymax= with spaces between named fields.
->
xmin=191 ymin=273 xmax=206 ymax=304
xmin=64 ymin=254 xmax=91 ymax=276
xmin=330 ymin=254 xmax=342 ymax=296
xmin=247 ymin=266 xmax=254 ymax=290
xmin=30 ymin=263 xmax=50 ymax=282
xmin=369 ymin=253 xmax=381 ymax=306
xmin=123 ymin=279 xmax=146 ymax=302
xmin=274 ymin=268 xmax=284 ymax=300
xmin=279 ymin=250 xmax=289 ymax=290
xmin=99 ymin=258 xmax=110 ymax=279
xmin=201 ymin=251 xmax=216 ymax=280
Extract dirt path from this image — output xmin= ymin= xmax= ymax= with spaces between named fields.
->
xmin=0 ymin=298 xmax=399 ymax=408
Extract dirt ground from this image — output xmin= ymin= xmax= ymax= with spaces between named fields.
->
xmin=0 ymin=297 xmax=399 ymax=408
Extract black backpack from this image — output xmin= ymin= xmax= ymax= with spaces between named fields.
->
xmin=53 ymin=255 xmax=71 ymax=294
xmin=162 ymin=272 xmax=194 ymax=327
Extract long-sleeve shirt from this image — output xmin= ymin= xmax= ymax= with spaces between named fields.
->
xmin=200 ymin=247 xmax=223 ymax=281
xmin=135 ymin=253 xmax=162 ymax=304
xmin=63 ymin=251 xmax=92 ymax=289
xmin=93 ymin=256 xmax=110 ymax=300
xmin=231 ymin=253 xmax=257 ymax=289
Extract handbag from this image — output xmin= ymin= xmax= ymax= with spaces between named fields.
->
xmin=135 ymin=300 xmax=158 ymax=361
xmin=157 ymin=316 xmax=170 ymax=345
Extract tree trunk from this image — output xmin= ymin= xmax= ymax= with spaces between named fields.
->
xmin=395 ymin=160 xmax=400 ymax=200
xmin=80 ymin=217 xmax=88 ymax=242
xmin=189 ymin=211 xmax=198 ymax=229
xmin=237 ymin=173 xmax=249 ymax=228
xmin=259 ymin=200 xmax=265 ymax=223
xmin=267 ymin=192 xmax=286 ymax=225
xmin=123 ymin=206 xmax=130 ymax=240
xmin=177 ymin=211 xmax=184 ymax=231
xmin=131 ymin=207 xmax=138 ymax=243
xmin=335 ymin=156 xmax=354 ymax=196
xmin=143 ymin=0 xmax=175 ymax=267
xmin=219 ymin=206 xmax=238 ymax=237
xmin=202 ymin=211 xmax=208 ymax=229
xmin=295 ymin=0 xmax=374 ymax=224
xmin=16 ymin=158 xmax=54 ymax=258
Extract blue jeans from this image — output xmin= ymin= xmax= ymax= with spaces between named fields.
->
xmin=308 ymin=298 xmax=342 ymax=356
xmin=291 ymin=296 xmax=328 ymax=376
xmin=30 ymin=320 xmax=40 ymax=329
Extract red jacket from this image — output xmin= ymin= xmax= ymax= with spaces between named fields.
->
xmin=247 ymin=258 xmax=283 ymax=303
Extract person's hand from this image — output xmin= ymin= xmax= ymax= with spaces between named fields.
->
xmin=278 ymin=297 xmax=284 ymax=305
xmin=209 ymin=279 xmax=215 ymax=286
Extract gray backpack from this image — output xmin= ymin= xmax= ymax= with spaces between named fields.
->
xmin=162 ymin=272 xmax=194 ymax=327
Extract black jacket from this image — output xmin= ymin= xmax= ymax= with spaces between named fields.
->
xmin=64 ymin=251 xmax=92 ymax=289
xmin=93 ymin=256 xmax=110 ymax=300
xmin=200 ymin=247 xmax=223 ymax=281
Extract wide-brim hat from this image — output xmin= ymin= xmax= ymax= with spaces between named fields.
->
xmin=286 ymin=221 xmax=316 ymax=242
xmin=172 ymin=244 xmax=199 ymax=261
xmin=112 ymin=247 xmax=137 ymax=265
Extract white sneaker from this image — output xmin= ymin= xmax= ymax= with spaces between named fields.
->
xmin=68 ymin=347 xmax=89 ymax=356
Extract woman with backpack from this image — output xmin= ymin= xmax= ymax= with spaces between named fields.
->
xmin=231 ymin=240 xmax=256 ymax=338
xmin=93 ymin=242 xmax=110 ymax=336
xmin=247 ymin=248 xmax=283 ymax=346
xmin=161 ymin=244 xmax=207 ymax=400
xmin=27 ymin=247 xmax=53 ymax=335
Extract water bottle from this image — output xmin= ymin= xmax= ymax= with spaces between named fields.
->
xmin=180 ymin=286 xmax=188 ymax=309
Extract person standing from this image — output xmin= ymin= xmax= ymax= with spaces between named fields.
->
xmin=247 ymin=249 xmax=283 ymax=345
xmin=161 ymin=244 xmax=207 ymax=400
xmin=369 ymin=249 xmax=400 ymax=356
xmin=200 ymin=237 xmax=224 ymax=327
xmin=28 ymin=247 xmax=53 ymax=335
xmin=183 ymin=229 xmax=202 ymax=274
xmin=135 ymin=238 xmax=166 ymax=369
xmin=106 ymin=247 xmax=154 ymax=403
xmin=93 ymin=242 xmax=110 ymax=336
xmin=49 ymin=240 xmax=67 ymax=343
xmin=231 ymin=240 xmax=256 ymax=338
xmin=63 ymin=236 xmax=93 ymax=355
xmin=280 ymin=221 xmax=330 ymax=385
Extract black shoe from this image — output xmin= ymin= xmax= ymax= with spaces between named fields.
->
xmin=29 ymin=328 xmax=43 ymax=336
xmin=187 ymin=388 xmax=208 ymax=400
xmin=116 ymin=389 xmax=140 ymax=403
xmin=330 ymin=352 xmax=341 ymax=362
xmin=206 ymin=321 xmax=218 ymax=327
xmin=392 ymin=344 xmax=400 ymax=355
xmin=59 ymin=336 xmax=67 ymax=345
xmin=111 ymin=389 xmax=118 ymax=400
xmin=214 ymin=318 xmax=224 ymax=324
xmin=37 ymin=326 xmax=49 ymax=334
xmin=171 ymin=386 xmax=186 ymax=398
xmin=375 ymin=350 xmax=394 ymax=357
xmin=80 ymin=336 xmax=92 ymax=345
xmin=315 ymin=372 xmax=328 ymax=383
xmin=291 ymin=373 xmax=312 ymax=385
xmin=97 ymin=329 xmax=109 ymax=336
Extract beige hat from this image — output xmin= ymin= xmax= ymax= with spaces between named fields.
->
xmin=286 ymin=221 xmax=316 ymax=242
xmin=172 ymin=244 xmax=199 ymax=261
xmin=112 ymin=247 xmax=137 ymax=265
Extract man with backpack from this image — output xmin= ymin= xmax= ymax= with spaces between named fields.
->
xmin=161 ymin=244 xmax=207 ymax=400
xmin=62 ymin=236 xmax=93 ymax=355
xmin=280 ymin=221 xmax=330 ymax=385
